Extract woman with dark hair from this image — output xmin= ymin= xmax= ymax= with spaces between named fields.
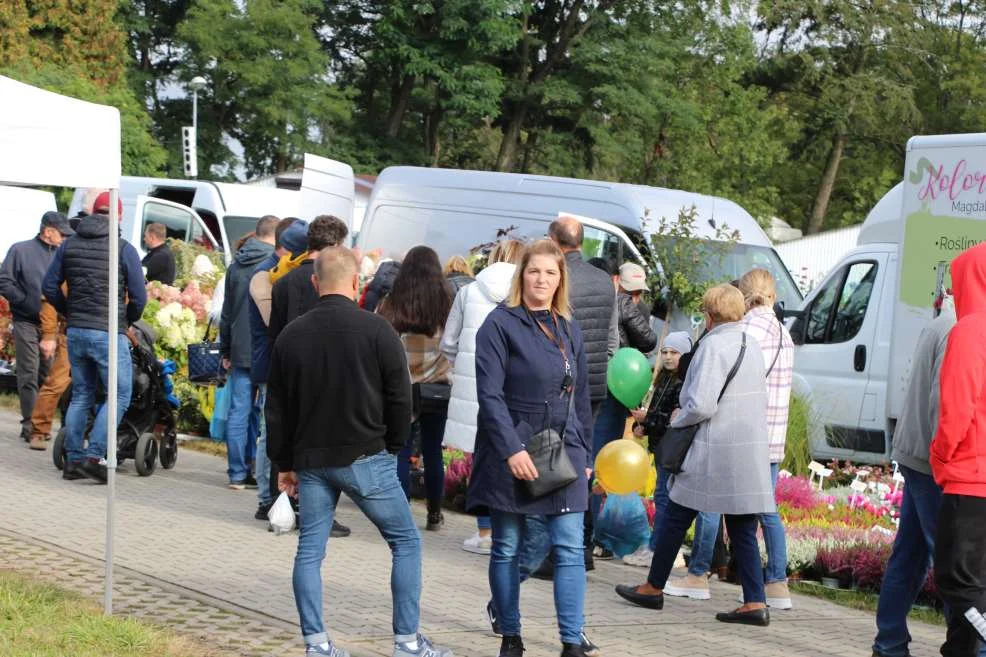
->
xmin=377 ymin=246 xmax=453 ymax=530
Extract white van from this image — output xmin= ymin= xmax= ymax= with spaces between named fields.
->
xmin=357 ymin=166 xmax=802 ymax=329
xmin=0 ymin=185 xmax=57 ymax=262
xmin=790 ymin=133 xmax=986 ymax=464
xmin=68 ymin=155 xmax=356 ymax=265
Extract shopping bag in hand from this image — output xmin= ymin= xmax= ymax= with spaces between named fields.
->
xmin=594 ymin=493 xmax=651 ymax=558
xmin=268 ymin=492 xmax=297 ymax=535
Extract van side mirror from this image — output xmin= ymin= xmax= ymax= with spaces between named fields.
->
xmin=775 ymin=302 xmax=807 ymax=345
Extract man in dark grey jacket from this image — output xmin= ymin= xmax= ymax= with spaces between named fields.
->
xmin=0 ymin=211 xmax=73 ymax=441
xmin=872 ymin=301 xmax=986 ymax=657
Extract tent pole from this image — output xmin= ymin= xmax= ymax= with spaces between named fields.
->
xmin=104 ymin=188 xmax=119 ymax=616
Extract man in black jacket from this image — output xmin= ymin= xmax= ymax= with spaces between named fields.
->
xmin=141 ymin=222 xmax=176 ymax=285
xmin=266 ymin=247 xmax=452 ymax=657
xmin=0 ymin=211 xmax=73 ymax=441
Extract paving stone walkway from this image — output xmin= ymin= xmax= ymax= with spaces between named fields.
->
xmin=0 ymin=410 xmax=944 ymax=657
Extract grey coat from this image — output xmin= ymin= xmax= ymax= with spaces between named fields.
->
xmin=668 ymin=322 xmax=775 ymax=515
xmin=891 ymin=309 xmax=955 ymax=476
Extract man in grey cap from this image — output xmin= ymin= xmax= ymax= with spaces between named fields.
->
xmin=0 ymin=211 xmax=73 ymax=441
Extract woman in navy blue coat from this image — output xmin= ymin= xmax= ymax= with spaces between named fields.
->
xmin=467 ymin=239 xmax=593 ymax=657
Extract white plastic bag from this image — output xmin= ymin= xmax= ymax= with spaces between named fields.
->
xmin=268 ymin=492 xmax=296 ymax=535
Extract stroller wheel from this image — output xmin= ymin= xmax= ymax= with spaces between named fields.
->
xmin=135 ymin=433 xmax=158 ymax=477
xmin=53 ymin=428 xmax=66 ymax=471
xmin=160 ymin=433 xmax=178 ymax=470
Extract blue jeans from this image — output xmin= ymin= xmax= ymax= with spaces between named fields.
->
xmin=224 ymin=367 xmax=253 ymax=483
xmin=874 ymin=467 xmax=986 ymax=657
xmin=490 ymin=510 xmax=585 ymax=645
xmin=64 ymin=328 xmax=132 ymax=463
xmin=294 ymin=453 xmax=421 ymax=646
xmin=648 ymin=465 xmax=670 ymax=551
xmin=397 ymin=412 xmax=446 ymax=504
xmin=590 ymin=393 xmax=628 ymax=524
xmin=254 ymin=385 xmax=271 ymax=506
xmin=759 ymin=463 xmax=788 ymax=583
xmin=649 ymin=500 xmax=765 ymax=604
xmin=687 ymin=511 xmax=721 ymax=577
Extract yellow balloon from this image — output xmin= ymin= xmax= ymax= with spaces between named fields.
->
xmin=595 ymin=439 xmax=651 ymax=495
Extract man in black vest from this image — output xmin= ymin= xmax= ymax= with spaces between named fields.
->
xmin=43 ymin=191 xmax=146 ymax=483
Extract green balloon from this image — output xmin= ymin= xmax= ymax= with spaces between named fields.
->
xmin=607 ymin=348 xmax=652 ymax=408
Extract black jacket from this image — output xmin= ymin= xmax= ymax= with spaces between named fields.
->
xmin=0 ymin=236 xmax=59 ymax=323
xmin=362 ymin=260 xmax=400 ymax=313
xmin=42 ymin=215 xmax=146 ymax=333
xmin=446 ymin=272 xmax=473 ymax=297
xmin=220 ymin=238 xmax=274 ymax=369
xmin=639 ymin=372 xmax=683 ymax=453
xmin=142 ymin=243 xmax=176 ymax=285
xmin=266 ymin=294 xmax=412 ymax=471
xmin=565 ymin=251 xmax=617 ymax=403
xmin=618 ymin=293 xmax=657 ymax=353
xmin=268 ymin=260 xmax=318 ymax=344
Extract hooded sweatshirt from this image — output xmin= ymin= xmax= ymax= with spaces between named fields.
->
xmin=440 ymin=261 xmax=516 ymax=452
xmin=931 ymin=242 xmax=986 ymax=497
xmin=220 ymin=237 xmax=275 ymax=369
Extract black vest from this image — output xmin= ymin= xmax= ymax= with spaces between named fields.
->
xmin=62 ymin=216 xmax=129 ymax=334
xmin=566 ymin=252 xmax=617 ymax=403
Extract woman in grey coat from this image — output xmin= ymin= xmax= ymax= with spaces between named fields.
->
xmin=615 ymin=284 xmax=775 ymax=627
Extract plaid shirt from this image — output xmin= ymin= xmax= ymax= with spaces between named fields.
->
xmin=401 ymin=332 xmax=451 ymax=385
xmin=741 ymin=306 xmax=794 ymax=463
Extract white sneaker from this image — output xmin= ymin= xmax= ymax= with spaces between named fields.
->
xmin=462 ymin=533 xmax=492 ymax=555
xmin=622 ymin=546 xmax=654 ymax=567
xmin=664 ymin=574 xmax=711 ymax=600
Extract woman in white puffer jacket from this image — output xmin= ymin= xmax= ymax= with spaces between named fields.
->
xmin=441 ymin=239 xmax=524 ymax=554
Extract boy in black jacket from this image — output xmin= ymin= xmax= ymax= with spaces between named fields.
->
xmin=265 ymin=246 xmax=453 ymax=657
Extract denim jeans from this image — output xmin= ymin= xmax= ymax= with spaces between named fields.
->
xmin=397 ymin=411 xmax=446 ymax=504
xmin=874 ymin=467 xmax=986 ymax=657
xmin=224 ymin=366 xmax=253 ymax=483
xmin=64 ymin=328 xmax=132 ymax=463
xmin=294 ymin=452 xmax=422 ymax=646
xmin=490 ymin=510 xmax=585 ymax=645
xmin=254 ymin=385 xmax=271 ymax=506
xmin=687 ymin=511 xmax=721 ymax=577
xmin=648 ymin=465 xmax=670 ymax=551
xmin=648 ymin=500 xmax=765 ymax=604
xmin=590 ymin=392 xmax=628 ymax=526
xmin=759 ymin=463 xmax=788 ymax=583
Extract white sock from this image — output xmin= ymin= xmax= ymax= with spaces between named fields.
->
xmin=397 ymin=637 xmax=419 ymax=650
xmin=317 ymin=642 xmax=330 ymax=651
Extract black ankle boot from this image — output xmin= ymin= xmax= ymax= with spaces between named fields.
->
xmin=561 ymin=642 xmax=586 ymax=657
xmin=426 ymin=499 xmax=444 ymax=531
xmin=499 ymin=635 xmax=524 ymax=657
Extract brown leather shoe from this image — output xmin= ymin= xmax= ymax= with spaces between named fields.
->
xmin=29 ymin=435 xmax=48 ymax=451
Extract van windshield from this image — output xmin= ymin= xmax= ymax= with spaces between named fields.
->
xmin=223 ymin=216 xmax=261 ymax=252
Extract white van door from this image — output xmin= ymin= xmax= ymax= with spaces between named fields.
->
xmin=299 ymin=154 xmax=355 ymax=229
xmin=791 ymin=250 xmax=890 ymax=462
xmin=133 ymin=195 xmax=218 ymax=258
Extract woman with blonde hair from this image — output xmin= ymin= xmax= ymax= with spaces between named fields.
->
xmin=444 ymin=255 xmax=474 ymax=296
xmin=468 ymin=239 xmax=593 ymax=657
xmin=441 ymin=239 xmax=525 ymax=555
xmin=738 ymin=268 xmax=795 ymax=609
xmin=616 ymin=283 xmax=775 ymax=627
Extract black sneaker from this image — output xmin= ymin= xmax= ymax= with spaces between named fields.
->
xmin=592 ymin=545 xmax=614 ymax=560
xmin=579 ymin=631 xmax=600 ymax=657
xmin=487 ymin=599 xmax=501 ymax=636
xmin=80 ymin=459 xmax=108 ymax=484
xmin=330 ymin=520 xmax=351 ymax=538
xmin=499 ymin=635 xmax=524 ymax=657
xmin=63 ymin=461 xmax=86 ymax=481
xmin=255 ymin=502 xmax=272 ymax=521
xmin=243 ymin=474 xmax=258 ymax=489
xmin=426 ymin=510 xmax=444 ymax=531
xmin=561 ymin=642 xmax=586 ymax=657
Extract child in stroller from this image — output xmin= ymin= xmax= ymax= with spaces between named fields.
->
xmin=53 ymin=321 xmax=179 ymax=476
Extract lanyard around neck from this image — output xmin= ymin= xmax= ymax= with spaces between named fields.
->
xmin=526 ymin=307 xmax=573 ymax=392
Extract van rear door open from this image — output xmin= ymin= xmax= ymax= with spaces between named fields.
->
xmin=299 ymin=154 xmax=355 ymax=229
xmin=133 ymin=195 xmax=217 ymax=256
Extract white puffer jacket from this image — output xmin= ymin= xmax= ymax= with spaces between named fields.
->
xmin=440 ymin=262 xmax=516 ymax=452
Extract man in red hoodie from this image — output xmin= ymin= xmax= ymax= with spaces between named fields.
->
xmin=932 ymin=241 xmax=986 ymax=657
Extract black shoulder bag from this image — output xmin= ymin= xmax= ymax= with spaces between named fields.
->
xmin=187 ymin=319 xmax=222 ymax=384
xmin=523 ymin=312 xmax=579 ymax=499
xmin=657 ymin=333 xmax=746 ymax=475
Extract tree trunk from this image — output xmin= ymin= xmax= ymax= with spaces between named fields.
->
xmin=495 ymin=102 xmax=529 ymax=172
xmin=385 ymin=74 xmax=415 ymax=139
xmin=519 ymin=129 xmax=538 ymax=172
xmin=425 ymin=103 xmax=444 ymax=167
xmin=806 ymin=131 xmax=847 ymax=235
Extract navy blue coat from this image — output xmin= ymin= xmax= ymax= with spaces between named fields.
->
xmin=467 ymin=303 xmax=593 ymax=515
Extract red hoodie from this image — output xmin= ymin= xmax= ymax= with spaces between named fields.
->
xmin=931 ymin=241 xmax=986 ymax=497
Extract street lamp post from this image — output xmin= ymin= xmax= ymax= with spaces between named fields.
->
xmin=186 ymin=76 xmax=207 ymax=178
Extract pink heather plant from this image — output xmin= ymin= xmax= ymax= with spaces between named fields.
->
xmin=775 ymin=475 xmax=818 ymax=509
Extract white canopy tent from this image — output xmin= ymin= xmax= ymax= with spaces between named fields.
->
xmin=0 ymin=75 xmax=123 ymax=614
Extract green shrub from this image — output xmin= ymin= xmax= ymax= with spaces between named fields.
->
xmin=782 ymin=394 xmax=811 ymax=476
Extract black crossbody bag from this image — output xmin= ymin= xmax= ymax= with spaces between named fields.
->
xmin=522 ymin=313 xmax=579 ymax=499
xmin=657 ymin=333 xmax=746 ymax=475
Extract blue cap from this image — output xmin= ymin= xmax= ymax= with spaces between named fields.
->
xmin=279 ymin=220 xmax=308 ymax=257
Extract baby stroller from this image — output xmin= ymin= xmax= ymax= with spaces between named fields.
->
xmin=52 ymin=321 xmax=179 ymax=476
